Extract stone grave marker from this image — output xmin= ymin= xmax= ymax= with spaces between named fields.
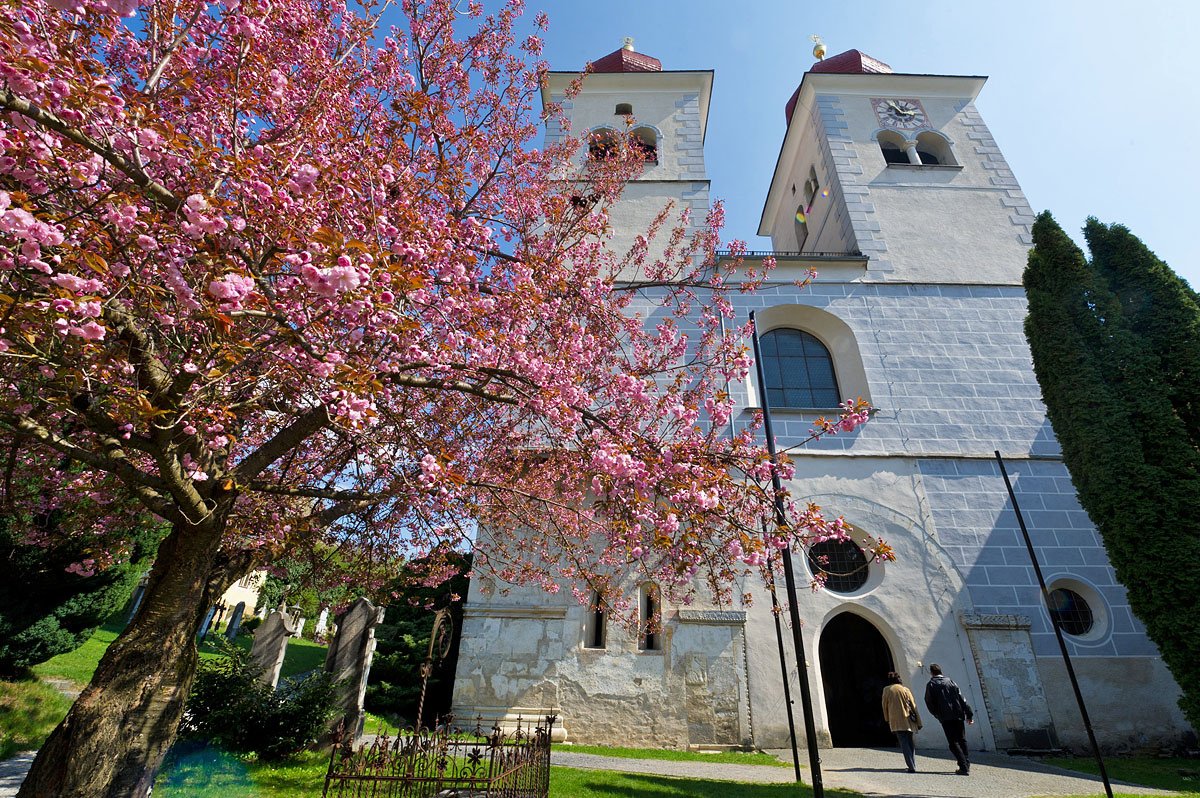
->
xmin=314 ymin=607 xmax=329 ymax=638
xmin=196 ymin=606 xmax=217 ymax=641
xmin=249 ymin=607 xmax=296 ymax=688
xmin=323 ymin=597 xmax=385 ymax=744
xmin=225 ymin=601 xmax=246 ymax=641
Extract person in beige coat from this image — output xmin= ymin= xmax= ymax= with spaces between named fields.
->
xmin=881 ymin=671 xmax=922 ymax=772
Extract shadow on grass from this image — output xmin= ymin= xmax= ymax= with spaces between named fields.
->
xmin=549 ymin=767 xmax=864 ymax=798
xmin=155 ymin=741 xmax=329 ymax=798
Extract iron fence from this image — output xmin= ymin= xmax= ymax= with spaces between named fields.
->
xmin=323 ymin=714 xmax=556 ymax=798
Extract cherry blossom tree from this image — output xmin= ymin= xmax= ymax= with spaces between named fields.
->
xmin=0 ymin=0 xmax=876 ymax=793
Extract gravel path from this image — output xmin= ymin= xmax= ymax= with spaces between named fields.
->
xmin=767 ymin=746 xmax=1181 ymax=797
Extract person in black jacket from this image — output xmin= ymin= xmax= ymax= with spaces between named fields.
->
xmin=924 ymin=663 xmax=974 ymax=775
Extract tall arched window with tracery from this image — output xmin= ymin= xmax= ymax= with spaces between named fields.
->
xmin=760 ymin=328 xmax=840 ymax=408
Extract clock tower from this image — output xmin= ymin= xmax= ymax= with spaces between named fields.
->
xmin=761 ymin=49 xmax=1035 ymax=285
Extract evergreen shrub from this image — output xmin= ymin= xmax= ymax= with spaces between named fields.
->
xmin=0 ymin=519 xmax=159 ymax=675
xmin=181 ymin=639 xmax=338 ymax=760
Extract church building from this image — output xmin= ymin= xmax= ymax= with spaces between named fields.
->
xmin=449 ymin=40 xmax=1194 ymax=753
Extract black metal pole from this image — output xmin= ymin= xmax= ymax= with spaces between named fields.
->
xmin=750 ymin=311 xmax=824 ymax=797
xmin=764 ymin=539 xmax=803 ymax=782
xmin=995 ymin=451 xmax=1113 ymax=798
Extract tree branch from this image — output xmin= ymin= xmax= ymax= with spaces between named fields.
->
xmin=234 ymin=405 xmax=331 ymax=483
xmin=0 ymin=91 xmax=182 ymax=212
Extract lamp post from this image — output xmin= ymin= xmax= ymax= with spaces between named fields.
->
xmin=750 ymin=311 xmax=824 ymax=797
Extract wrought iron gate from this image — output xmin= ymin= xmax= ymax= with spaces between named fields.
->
xmin=323 ymin=714 xmax=556 ymax=798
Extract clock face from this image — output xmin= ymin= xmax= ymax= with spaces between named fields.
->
xmin=872 ymin=98 xmax=928 ymax=129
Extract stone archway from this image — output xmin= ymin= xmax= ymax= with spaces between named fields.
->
xmin=818 ymin=612 xmax=896 ymax=747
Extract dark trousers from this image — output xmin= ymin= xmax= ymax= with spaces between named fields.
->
xmin=895 ymin=730 xmax=916 ymax=771
xmin=938 ymin=718 xmax=969 ymax=771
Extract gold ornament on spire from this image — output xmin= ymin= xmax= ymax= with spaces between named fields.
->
xmin=622 ymin=37 xmax=635 ymax=52
xmin=810 ymin=35 xmax=826 ymax=61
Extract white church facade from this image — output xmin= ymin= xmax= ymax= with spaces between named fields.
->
xmin=449 ymin=43 xmax=1195 ymax=753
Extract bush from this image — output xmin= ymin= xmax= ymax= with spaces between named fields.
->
xmin=181 ymin=639 xmax=338 ymax=760
xmin=0 ymin=519 xmax=160 ymax=675
xmin=241 ymin=617 xmax=262 ymax=635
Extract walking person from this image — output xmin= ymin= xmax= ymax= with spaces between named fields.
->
xmin=924 ymin=663 xmax=974 ymax=775
xmin=881 ymin=671 xmax=922 ymax=773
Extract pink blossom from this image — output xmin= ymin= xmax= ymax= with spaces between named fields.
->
xmin=75 ymin=321 xmax=106 ymax=340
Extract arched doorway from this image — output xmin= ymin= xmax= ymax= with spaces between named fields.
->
xmin=819 ymin=612 xmax=896 ymax=747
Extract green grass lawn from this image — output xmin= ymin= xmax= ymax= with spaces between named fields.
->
xmin=32 ymin=623 xmax=327 ymax=687
xmin=31 ymin=622 xmax=124 ymax=685
xmin=0 ymin=678 xmax=74 ymax=759
xmin=154 ymin=748 xmax=850 ymax=798
xmin=155 ymin=746 xmax=329 ymax=798
xmin=1042 ymin=755 xmax=1200 ymax=797
xmin=555 ymin=743 xmax=790 ymax=768
xmin=362 ymin=712 xmax=402 ymax=737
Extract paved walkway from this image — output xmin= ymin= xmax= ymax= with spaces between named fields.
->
xmin=0 ymin=752 xmax=34 ymax=798
xmin=766 ymin=747 xmax=1179 ymax=797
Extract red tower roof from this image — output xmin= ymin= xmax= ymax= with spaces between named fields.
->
xmin=785 ymin=49 xmax=893 ymax=124
xmin=811 ymin=49 xmax=892 ymax=75
xmin=590 ymin=46 xmax=662 ymax=73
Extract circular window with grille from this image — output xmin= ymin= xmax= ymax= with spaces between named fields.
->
xmin=1046 ymin=587 xmax=1094 ymax=636
xmin=807 ymin=539 xmax=868 ymax=593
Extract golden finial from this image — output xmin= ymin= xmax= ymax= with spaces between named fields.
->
xmin=622 ymin=37 xmax=635 ymax=52
xmin=810 ymin=35 xmax=826 ymax=61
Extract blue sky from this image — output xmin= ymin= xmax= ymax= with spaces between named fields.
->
xmin=521 ymin=0 xmax=1197 ymax=285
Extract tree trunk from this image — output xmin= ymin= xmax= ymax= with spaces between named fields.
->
xmin=17 ymin=520 xmax=227 ymax=798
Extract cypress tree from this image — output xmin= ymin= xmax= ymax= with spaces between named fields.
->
xmin=1084 ymin=218 xmax=1200 ymax=448
xmin=1024 ymin=212 xmax=1200 ymax=731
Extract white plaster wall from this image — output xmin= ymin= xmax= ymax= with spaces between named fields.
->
xmin=1038 ymin=656 xmax=1190 ymax=752
xmin=453 ymin=559 xmax=751 ymax=747
xmin=744 ymin=456 xmax=992 ymax=752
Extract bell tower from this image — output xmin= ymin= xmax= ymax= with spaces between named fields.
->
xmin=540 ymin=39 xmax=714 ymax=261
xmin=760 ymin=49 xmax=1036 ymax=285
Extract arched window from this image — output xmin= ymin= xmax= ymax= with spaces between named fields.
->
xmin=915 ymin=131 xmax=955 ymax=166
xmin=584 ymin=591 xmax=607 ymax=649
xmin=632 ymin=126 xmax=657 ymax=163
xmin=638 ymin=582 xmax=661 ymax=651
xmin=876 ymin=130 xmax=908 ymax=165
xmin=760 ymin=328 xmax=840 ymax=408
xmin=588 ymin=128 xmax=619 ymax=161
xmin=614 ymin=102 xmax=632 ymax=115
xmin=794 ymin=206 xmax=809 ymax=250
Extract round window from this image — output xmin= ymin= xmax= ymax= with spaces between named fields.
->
xmin=807 ymin=539 xmax=868 ymax=593
xmin=1046 ymin=587 xmax=1094 ymax=636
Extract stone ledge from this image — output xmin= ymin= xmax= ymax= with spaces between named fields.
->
xmin=450 ymin=704 xmax=568 ymax=742
xmin=676 ymin=609 xmax=747 ymax=625
xmin=463 ymin=604 xmax=568 ymax=619
xmin=960 ymin=612 xmax=1031 ymax=630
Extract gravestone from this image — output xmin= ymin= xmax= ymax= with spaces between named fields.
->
xmin=225 ymin=601 xmax=246 ymax=641
xmin=293 ymin=618 xmax=306 ymax=638
xmin=124 ymin=582 xmax=147 ymax=625
xmin=323 ymin=597 xmax=386 ymax=744
xmin=314 ymin=607 xmax=329 ymax=638
xmin=197 ymin=606 xmax=217 ymax=641
xmin=249 ymin=607 xmax=296 ymax=688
